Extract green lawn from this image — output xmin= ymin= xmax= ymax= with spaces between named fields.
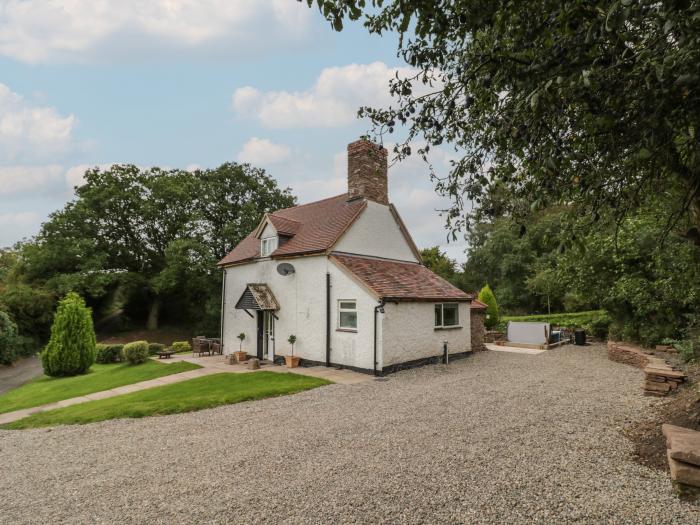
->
xmin=0 ymin=360 xmax=201 ymax=415
xmin=3 ymin=372 xmax=330 ymax=429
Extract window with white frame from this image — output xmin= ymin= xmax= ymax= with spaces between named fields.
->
xmin=435 ymin=303 xmax=459 ymax=328
xmin=338 ymin=300 xmax=357 ymax=330
xmin=260 ymin=236 xmax=278 ymax=257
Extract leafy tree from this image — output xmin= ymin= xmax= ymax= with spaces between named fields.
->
xmin=557 ymin=202 xmax=700 ymax=345
xmin=20 ymin=163 xmax=295 ymax=331
xmin=0 ymin=310 xmax=19 ymax=365
xmin=420 ymin=246 xmax=457 ymax=282
xmin=526 ymin=262 xmax=559 ymax=315
xmin=42 ymin=292 xmax=96 ymax=377
xmin=308 ymin=1 xmax=700 ymax=243
xmin=478 ymin=284 xmax=499 ymax=329
xmin=461 ymin=210 xmax=567 ymax=313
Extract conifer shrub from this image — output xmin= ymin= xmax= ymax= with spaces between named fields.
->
xmin=41 ymin=292 xmax=96 ymax=377
xmin=95 ymin=344 xmax=124 ymax=364
xmin=123 ymin=340 xmax=149 ymax=365
xmin=478 ymin=284 xmax=500 ymax=330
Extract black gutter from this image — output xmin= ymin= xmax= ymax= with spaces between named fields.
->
xmin=373 ymin=299 xmax=386 ymax=376
xmin=325 ymin=272 xmax=331 ymax=367
xmin=220 ymin=269 xmax=226 ymax=351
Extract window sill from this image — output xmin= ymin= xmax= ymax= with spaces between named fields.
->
xmin=434 ymin=325 xmax=463 ymax=331
xmin=336 ymin=328 xmax=357 ymax=333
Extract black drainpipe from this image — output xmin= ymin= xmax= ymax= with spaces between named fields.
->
xmin=373 ymin=299 xmax=385 ymax=376
xmin=325 ymin=272 xmax=331 ymax=367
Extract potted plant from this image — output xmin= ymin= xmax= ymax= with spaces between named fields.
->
xmin=285 ymin=334 xmax=300 ymax=368
xmin=235 ymin=333 xmax=247 ymax=362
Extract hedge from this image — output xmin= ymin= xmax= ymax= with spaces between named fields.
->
xmin=123 ymin=341 xmax=149 ymax=365
xmin=171 ymin=341 xmax=190 ymax=353
xmin=497 ymin=310 xmax=610 ymax=339
xmin=148 ymin=343 xmax=165 ymax=355
xmin=95 ymin=344 xmax=124 ymax=364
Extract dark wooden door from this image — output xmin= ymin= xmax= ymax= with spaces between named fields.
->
xmin=256 ymin=311 xmax=264 ymax=359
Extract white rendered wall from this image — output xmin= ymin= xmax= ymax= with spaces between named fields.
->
xmin=380 ymin=302 xmax=471 ymax=368
xmin=222 ymin=255 xmax=378 ymax=370
xmin=333 ymin=201 xmax=418 ymax=262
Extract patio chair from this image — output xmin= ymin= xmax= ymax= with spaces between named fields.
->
xmin=192 ymin=338 xmax=211 ymax=357
xmin=211 ymin=342 xmax=222 ymax=355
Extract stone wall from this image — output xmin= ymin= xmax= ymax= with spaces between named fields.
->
xmin=606 ymin=341 xmax=650 ymax=368
xmin=470 ymin=309 xmax=486 ymax=351
xmin=347 ymin=139 xmax=388 ymax=205
xmin=607 ymin=341 xmax=687 ymax=396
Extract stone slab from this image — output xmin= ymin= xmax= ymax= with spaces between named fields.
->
xmin=668 ymin=450 xmax=700 ymax=487
xmin=663 ymin=424 xmax=700 ymax=467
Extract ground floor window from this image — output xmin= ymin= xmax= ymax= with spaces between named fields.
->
xmin=338 ymin=300 xmax=357 ymax=330
xmin=435 ymin=303 xmax=459 ymax=328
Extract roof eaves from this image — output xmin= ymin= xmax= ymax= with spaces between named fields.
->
xmin=388 ymin=203 xmax=423 ymax=263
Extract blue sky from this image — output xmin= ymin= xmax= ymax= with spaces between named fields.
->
xmin=0 ymin=1 xmax=466 ymax=261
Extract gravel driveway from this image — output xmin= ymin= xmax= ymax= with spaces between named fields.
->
xmin=1 ymin=345 xmax=697 ymax=524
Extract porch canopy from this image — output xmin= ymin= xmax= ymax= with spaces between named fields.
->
xmin=235 ymin=283 xmax=280 ymax=311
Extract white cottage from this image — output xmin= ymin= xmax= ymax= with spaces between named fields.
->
xmin=218 ymin=139 xmax=473 ymax=375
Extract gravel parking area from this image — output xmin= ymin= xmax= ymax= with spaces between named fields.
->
xmin=1 ymin=344 xmax=698 ymax=524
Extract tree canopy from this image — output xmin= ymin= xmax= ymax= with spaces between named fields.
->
xmin=6 ymin=163 xmax=295 ymax=335
xmin=307 ymin=1 xmax=700 ymax=241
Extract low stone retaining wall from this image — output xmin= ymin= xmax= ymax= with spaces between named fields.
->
xmin=663 ymin=424 xmax=700 ymax=497
xmin=607 ymin=341 xmax=686 ymax=396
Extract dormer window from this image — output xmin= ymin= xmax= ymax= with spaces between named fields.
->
xmin=260 ymin=236 xmax=278 ymax=257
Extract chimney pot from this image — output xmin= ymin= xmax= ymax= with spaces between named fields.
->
xmin=347 ymin=139 xmax=388 ymax=204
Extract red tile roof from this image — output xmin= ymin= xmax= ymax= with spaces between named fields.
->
xmin=470 ymin=299 xmax=488 ymax=310
xmin=218 ymin=194 xmax=367 ymax=266
xmin=330 ymin=253 xmax=471 ymax=302
xmin=267 ymin=215 xmax=301 ymax=236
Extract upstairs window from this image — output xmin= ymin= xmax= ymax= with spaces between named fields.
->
xmin=338 ymin=300 xmax=357 ymax=330
xmin=260 ymin=236 xmax=278 ymax=257
xmin=435 ymin=303 xmax=459 ymax=328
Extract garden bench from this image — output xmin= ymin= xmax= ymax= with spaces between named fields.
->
xmin=157 ymin=349 xmax=175 ymax=359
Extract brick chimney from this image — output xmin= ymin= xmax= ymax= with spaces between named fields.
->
xmin=347 ymin=139 xmax=388 ymax=205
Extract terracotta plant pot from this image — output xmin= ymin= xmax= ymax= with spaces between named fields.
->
xmin=234 ymin=351 xmax=248 ymax=363
xmin=285 ymin=355 xmax=300 ymax=368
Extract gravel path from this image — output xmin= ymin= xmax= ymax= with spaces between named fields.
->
xmin=1 ymin=345 xmax=698 ymax=524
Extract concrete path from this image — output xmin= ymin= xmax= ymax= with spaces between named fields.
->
xmin=0 ymin=355 xmax=42 ymax=395
xmin=0 ymin=355 xmax=371 ymax=425
xmin=484 ymin=342 xmax=546 ymax=355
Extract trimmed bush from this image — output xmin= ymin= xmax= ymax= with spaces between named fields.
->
xmin=0 ymin=310 xmax=19 ymax=365
xmin=123 ymin=341 xmax=149 ymax=365
xmin=41 ymin=292 xmax=96 ymax=377
xmin=478 ymin=284 xmax=500 ymax=329
xmin=148 ymin=342 xmax=165 ymax=355
xmin=171 ymin=341 xmax=190 ymax=353
xmin=95 ymin=344 xmax=123 ymax=364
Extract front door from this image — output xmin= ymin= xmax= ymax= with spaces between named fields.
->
xmin=256 ymin=312 xmax=264 ymax=359
xmin=256 ymin=311 xmax=275 ymax=361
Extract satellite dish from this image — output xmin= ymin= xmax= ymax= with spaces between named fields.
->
xmin=277 ymin=263 xmax=295 ymax=276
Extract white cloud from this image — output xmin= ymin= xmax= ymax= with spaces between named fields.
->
xmin=232 ymin=62 xmax=420 ymax=128
xmin=237 ymin=137 xmax=291 ymax=165
xmin=0 ymin=165 xmax=63 ymax=196
xmin=0 ymin=0 xmax=312 ymax=64
xmin=0 ymin=83 xmax=76 ymax=161
xmin=0 ymin=211 xmax=42 ymax=245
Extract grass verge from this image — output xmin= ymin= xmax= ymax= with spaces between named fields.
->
xmin=0 ymin=360 xmax=201 ymax=414
xmin=2 ymin=372 xmax=330 ymax=429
